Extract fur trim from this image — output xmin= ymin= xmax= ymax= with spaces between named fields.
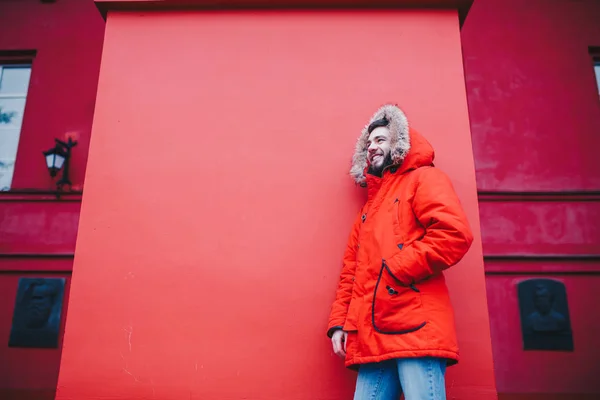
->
xmin=350 ymin=104 xmax=410 ymax=185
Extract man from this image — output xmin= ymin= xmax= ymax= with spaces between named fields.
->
xmin=327 ymin=104 xmax=474 ymax=400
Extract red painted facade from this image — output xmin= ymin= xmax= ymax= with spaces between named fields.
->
xmin=0 ymin=0 xmax=599 ymax=399
xmin=0 ymin=0 xmax=104 ymax=399
xmin=462 ymin=0 xmax=600 ymax=398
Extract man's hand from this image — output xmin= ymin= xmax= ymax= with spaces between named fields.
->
xmin=331 ymin=329 xmax=348 ymax=359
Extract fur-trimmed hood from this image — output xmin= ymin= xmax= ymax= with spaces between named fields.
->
xmin=350 ymin=104 xmax=434 ymax=185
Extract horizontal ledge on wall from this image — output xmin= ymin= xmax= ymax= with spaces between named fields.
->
xmin=0 ymin=253 xmax=75 ymax=259
xmin=94 ymin=0 xmax=473 ymax=25
xmin=0 ymin=49 xmax=37 ymax=61
xmin=0 ymin=269 xmax=73 ymax=275
xmin=0 ymin=190 xmax=83 ymax=202
xmin=485 ymin=269 xmax=600 ymax=276
xmin=495 ymin=395 xmax=600 ymax=400
xmin=484 ymin=254 xmax=600 ymax=261
xmin=95 ymin=0 xmax=473 ymax=9
xmin=0 ymin=255 xmax=74 ymax=273
xmin=478 ymin=191 xmax=600 ymax=202
xmin=484 ymin=255 xmax=600 ymax=275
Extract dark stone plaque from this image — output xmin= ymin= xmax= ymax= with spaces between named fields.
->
xmin=8 ymin=278 xmax=66 ymax=348
xmin=518 ymin=278 xmax=573 ymax=351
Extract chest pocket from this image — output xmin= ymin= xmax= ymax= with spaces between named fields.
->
xmin=371 ymin=197 xmax=406 ymax=255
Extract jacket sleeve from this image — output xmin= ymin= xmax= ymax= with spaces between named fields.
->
xmin=387 ymin=167 xmax=474 ymax=285
xmin=326 ymin=209 xmax=362 ymax=338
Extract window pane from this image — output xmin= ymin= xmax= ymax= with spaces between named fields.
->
xmin=0 ymin=67 xmax=31 ymax=95
xmin=0 ymin=158 xmax=16 ymax=191
xmin=0 ymin=64 xmax=31 ymax=190
xmin=595 ymin=64 xmax=600 ymax=94
xmin=0 ymin=128 xmax=21 ymax=159
xmin=0 ymin=97 xmax=27 ymax=129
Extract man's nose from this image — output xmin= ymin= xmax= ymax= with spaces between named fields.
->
xmin=368 ymin=143 xmax=377 ymax=152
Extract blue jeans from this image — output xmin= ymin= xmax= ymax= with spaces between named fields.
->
xmin=353 ymin=358 xmax=447 ymax=400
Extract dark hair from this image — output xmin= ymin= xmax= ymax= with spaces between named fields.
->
xmin=367 ymin=117 xmax=389 ymax=134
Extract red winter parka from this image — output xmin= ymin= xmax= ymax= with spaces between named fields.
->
xmin=327 ymin=104 xmax=474 ymax=369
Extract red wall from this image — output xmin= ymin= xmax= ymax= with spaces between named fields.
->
xmin=56 ymin=8 xmax=496 ymax=400
xmin=1 ymin=0 xmax=105 ymax=191
xmin=0 ymin=0 xmax=104 ymax=398
xmin=463 ymin=0 xmax=600 ymax=193
xmin=462 ymin=0 xmax=600 ymax=398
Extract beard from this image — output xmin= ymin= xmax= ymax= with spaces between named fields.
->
xmin=367 ymin=153 xmax=393 ymax=177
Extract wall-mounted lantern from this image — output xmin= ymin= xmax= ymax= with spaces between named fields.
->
xmin=43 ymin=137 xmax=77 ymax=191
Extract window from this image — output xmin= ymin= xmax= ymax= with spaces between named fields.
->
xmin=591 ymin=47 xmax=600 ymax=97
xmin=595 ymin=61 xmax=600 ymax=96
xmin=0 ymin=64 xmax=31 ymax=190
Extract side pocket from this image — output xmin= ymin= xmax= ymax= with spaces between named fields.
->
xmin=371 ymin=260 xmax=426 ymax=335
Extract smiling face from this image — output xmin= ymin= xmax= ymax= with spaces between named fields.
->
xmin=366 ymin=126 xmax=392 ymax=175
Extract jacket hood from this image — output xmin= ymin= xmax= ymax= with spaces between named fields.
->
xmin=350 ymin=104 xmax=434 ymax=185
